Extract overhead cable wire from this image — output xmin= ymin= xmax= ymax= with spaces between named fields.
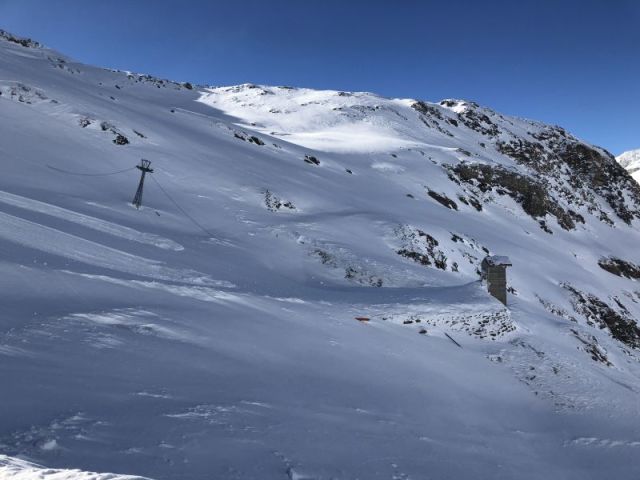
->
xmin=149 ymin=174 xmax=213 ymax=238
xmin=46 ymin=164 xmax=137 ymax=176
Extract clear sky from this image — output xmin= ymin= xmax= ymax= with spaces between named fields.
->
xmin=0 ymin=0 xmax=638 ymax=154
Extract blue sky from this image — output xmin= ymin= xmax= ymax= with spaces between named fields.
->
xmin=1 ymin=0 xmax=638 ymax=154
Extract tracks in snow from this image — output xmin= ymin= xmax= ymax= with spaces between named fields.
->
xmin=0 ymin=190 xmax=183 ymax=251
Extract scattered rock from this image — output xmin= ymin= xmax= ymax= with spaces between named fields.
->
xmin=563 ymin=284 xmax=640 ymax=349
xmin=449 ymin=162 xmax=576 ymax=231
xmin=234 ymin=132 xmax=265 ymax=145
xmin=113 ymin=134 xmax=129 ymax=145
xmin=0 ymin=29 xmax=41 ymax=48
xmin=571 ymin=328 xmax=612 ymax=366
xmin=395 ymin=226 xmax=448 ymax=271
xmin=264 ymin=190 xmax=296 ymax=212
xmin=598 ymin=257 xmax=640 ymax=279
xmin=427 ymin=190 xmax=458 ymax=210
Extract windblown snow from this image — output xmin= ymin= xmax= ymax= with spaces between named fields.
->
xmin=1 ymin=29 xmax=639 ymax=480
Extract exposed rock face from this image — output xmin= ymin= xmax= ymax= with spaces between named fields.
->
xmin=448 ymin=162 xmax=578 ymax=231
xmin=0 ymin=30 xmax=41 ymax=48
xmin=411 ymin=101 xmax=456 ymax=137
xmin=427 ymin=190 xmax=458 ymax=210
xmin=564 ymin=284 xmax=640 ymax=349
xmin=496 ymin=127 xmax=640 ymax=226
xmin=456 ymin=106 xmax=500 ymax=137
xmin=413 ymin=99 xmax=640 ymax=228
xmin=555 ymin=143 xmax=640 ymax=225
xmin=395 ymin=226 xmax=449 ymax=271
xmin=598 ymin=257 xmax=640 ymax=279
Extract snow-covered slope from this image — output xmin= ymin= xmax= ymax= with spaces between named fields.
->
xmin=1 ymin=29 xmax=640 ymax=479
xmin=0 ymin=456 xmax=150 ymax=480
xmin=617 ymin=149 xmax=640 ymax=182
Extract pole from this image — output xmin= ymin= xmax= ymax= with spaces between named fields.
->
xmin=132 ymin=159 xmax=154 ymax=209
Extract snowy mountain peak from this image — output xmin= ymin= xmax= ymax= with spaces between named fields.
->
xmin=617 ymin=148 xmax=640 ymax=171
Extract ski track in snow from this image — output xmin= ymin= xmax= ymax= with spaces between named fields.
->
xmin=567 ymin=437 xmax=640 ymax=448
xmin=65 ymin=272 xmax=239 ymax=302
xmin=64 ymin=309 xmax=194 ymax=344
xmin=0 ymin=211 xmax=213 ymax=285
xmin=0 ymin=190 xmax=183 ymax=251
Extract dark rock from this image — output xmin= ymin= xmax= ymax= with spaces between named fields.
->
xmin=598 ymin=257 xmax=640 ymax=279
xmin=449 ymin=162 xmax=575 ymax=230
xmin=0 ymin=30 xmax=41 ymax=48
xmin=396 ymin=228 xmax=448 ymax=271
xmin=564 ymin=284 xmax=640 ymax=349
xmin=264 ymin=190 xmax=296 ymax=212
xmin=427 ymin=190 xmax=458 ymax=210
xmin=571 ymin=329 xmax=612 ymax=366
xmin=304 ymin=155 xmax=320 ymax=165
xmin=457 ymin=108 xmax=500 ymax=137
xmin=497 ymin=128 xmax=640 ymax=226
xmin=558 ymin=143 xmax=640 ymax=224
xmin=113 ymin=134 xmax=129 ymax=145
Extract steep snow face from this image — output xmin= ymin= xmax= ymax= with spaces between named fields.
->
xmin=617 ymin=149 xmax=640 ymax=182
xmin=1 ymin=30 xmax=640 ymax=480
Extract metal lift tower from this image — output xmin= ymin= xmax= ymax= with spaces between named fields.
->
xmin=132 ymin=159 xmax=153 ymax=209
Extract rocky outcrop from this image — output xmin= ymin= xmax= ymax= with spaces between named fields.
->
xmin=0 ymin=30 xmax=41 ymax=48
xmin=427 ymin=190 xmax=458 ymax=210
xmin=264 ymin=190 xmax=296 ymax=212
xmin=395 ymin=226 xmax=449 ymax=271
xmin=448 ymin=162 xmax=579 ymax=231
xmin=598 ymin=257 xmax=640 ymax=279
xmin=564 ymin=284 xmax=640 ymax=349
xmin=304 ymin=155 xmax=320 ymax=165
xmin=495 ymin=125 xmax=640 ymax=226
xmin=556 ymin=143 xmax=640 ymax=225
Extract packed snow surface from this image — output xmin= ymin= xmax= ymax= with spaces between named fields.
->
xmin=1 ymin=29 xmax=640 ymax=479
